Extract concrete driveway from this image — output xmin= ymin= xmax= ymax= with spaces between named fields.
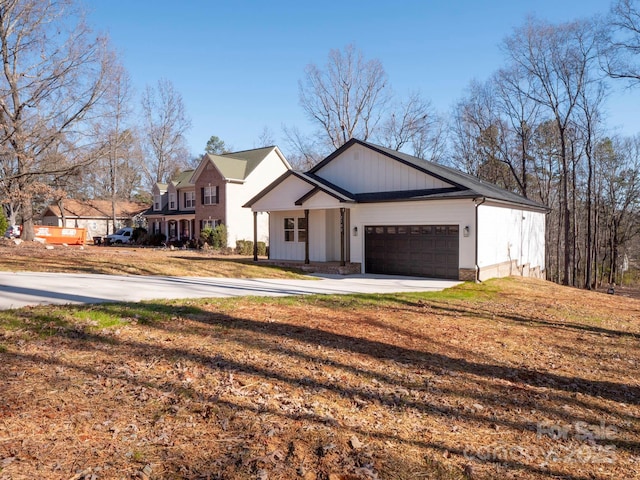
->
xmin=0 ymin=271 xmax=462 ymax=310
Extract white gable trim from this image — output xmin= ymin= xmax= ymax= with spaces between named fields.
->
xmin=296 ymin=189 xmax=344 ymax=209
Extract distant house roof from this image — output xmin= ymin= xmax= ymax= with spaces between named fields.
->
xmin=154 ymin=183 xmax=168 ymax=193
xmin=42 ymin=199 xmax=150 ymax=219
xmin=171 ymin=169 xmax=195 ymax=189
xmin=194 ymin=146 xmax=289 ymax=183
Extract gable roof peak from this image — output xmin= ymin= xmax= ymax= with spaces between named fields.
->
xmin=309 ymin=138 xmax=547 ymax=211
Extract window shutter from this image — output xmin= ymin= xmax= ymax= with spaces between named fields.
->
xmin=215 ymin=186 xmax=219 ymax=204
xmin=201 ymin=187 xmax=204 ymax=205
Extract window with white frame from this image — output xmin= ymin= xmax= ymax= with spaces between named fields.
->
xmin=184 ymin=191 xmax=195 ymax=208
xmin=201 ymin=219 xmax=220 ymax=229
xmin=169 ymin=193 xmax=176 ymax=210
xmin=284 ymin=218 xmax=295 ymax=242
xmin=297 ymin=217 xmax=307 ymax=242
xmin=154 ymin=194 xmax=161 ymax=211
xmin=202 ymin=186 xmax=217 ymax=205
xmin=284 ymin=217 xmax=308 ymax=242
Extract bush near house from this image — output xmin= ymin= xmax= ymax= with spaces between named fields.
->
xmin=132 ymin=227 xmax=147 ymax=243
xmin=0 ymin=209 xmax=8 ymax=238
xmin=139 ymin=232 xmax=166 ymax=247
xmin=236 ymin=240 xmax=267 ymax=256
xmin=200 ymin=224 xmax=227 ymax=249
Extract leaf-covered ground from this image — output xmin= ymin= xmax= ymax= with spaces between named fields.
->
xmin=0 ymin=239 xmax=306 ymax=278
xmin=0 ymin=277 xmax=638 ymax=479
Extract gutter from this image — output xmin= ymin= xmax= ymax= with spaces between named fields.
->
xmin=474 ymin=197 xmax=486 ymax=283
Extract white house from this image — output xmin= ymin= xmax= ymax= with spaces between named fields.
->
xmin=244 ymin=139 xmax=547 ymax=281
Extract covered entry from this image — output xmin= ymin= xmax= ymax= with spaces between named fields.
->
xmin=364 ymin=225 xmax=460 ymax=279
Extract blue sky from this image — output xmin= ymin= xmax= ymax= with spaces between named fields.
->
xmin=87 ymin=0 xmax=638 ymax=156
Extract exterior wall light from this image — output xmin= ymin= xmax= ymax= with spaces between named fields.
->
xmin=463 ymin=225 xmax=470 ymax=237
xmin=353 ymin=226 xmax=358 ymax=236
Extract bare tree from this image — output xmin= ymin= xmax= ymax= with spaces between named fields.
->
xmin=104 ymin=63 xmax=134 ymax=232
xmin=503 ymin=17 xmax=603 ymax=285
xmin=377 ymin=91 xmax=446 ymax=162
xmin=256 ymin=126 xmax=275 ymax=147
xmin=299 ymin=45 xmax=388 ymax=151
xmin=598 ymin=136 xmax=640 ymax=285
xmin=0 ymin=0 xmax=114 ymax=240
xmin=282 ymin=124 xmax=324 ymax=171
xmin=604 ymin=0 xmax=640 ymax=84
xmin=450 ymin=79 xmax=520 ymax=192
xmin=140 ymin=78 xmax=191 ymax=187
xmin=494 ymin=64 xmax=541 ymax=197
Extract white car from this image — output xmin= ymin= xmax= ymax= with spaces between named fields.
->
xmin=4 ymin=225 xmax=21 ymax=238
xmin=105 ymin=227 xmax=134 ymax=244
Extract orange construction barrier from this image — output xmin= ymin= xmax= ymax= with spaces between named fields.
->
xmin=35 ymin=226 xmax=86 ymax=245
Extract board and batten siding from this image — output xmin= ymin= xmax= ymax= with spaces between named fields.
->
xmin=269 ymin=210 xmax=320 ymax=261
xmin=314 ymin=143 xmax=451 ymax=194
xmin=349 ymin=199 xmax=476 ymax=271
xmin=476 ymin=203 xmax=546 ymax=280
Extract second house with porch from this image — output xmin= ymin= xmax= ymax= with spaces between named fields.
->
xmin=244 ymin=139 xmax=548 ymax=281
xmin=144 ymin=146 xmax=290 ymax=246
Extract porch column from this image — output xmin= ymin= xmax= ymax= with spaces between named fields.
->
xmin=340 ymin=207 xmax=345 ymax=266
xmin=253 ymin=211 xmax=258 ymax=262
xmin=304 ymin=209 xmax=309 ymax=265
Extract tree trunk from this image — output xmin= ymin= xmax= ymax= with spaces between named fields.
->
xmin=560 ymin=136 xmax=571 ymax=286
xmin=584 ymin=154 xmax=593 ymax=289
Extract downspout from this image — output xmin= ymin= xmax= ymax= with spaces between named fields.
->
xmin=474 ymin=197 xmax=486 ymax=283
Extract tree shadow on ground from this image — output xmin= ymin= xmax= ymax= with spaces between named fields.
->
xmin=1 ymin=296 xmax=637 ymax=479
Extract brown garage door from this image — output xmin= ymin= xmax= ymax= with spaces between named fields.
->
xmin=364 ymin=225 xmax=460 ymax=279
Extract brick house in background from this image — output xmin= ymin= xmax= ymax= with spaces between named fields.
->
xmin=145 ymin=169 xmax=196 ymax=241
xmin=144 ymin=146 xmax=290 ymax=247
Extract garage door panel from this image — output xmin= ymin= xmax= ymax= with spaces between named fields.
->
xmin=365 ymin=224 xmax=459 ymax=279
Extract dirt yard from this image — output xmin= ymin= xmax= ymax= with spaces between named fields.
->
xmin=0 ymin=242 xmax=638 ymax=479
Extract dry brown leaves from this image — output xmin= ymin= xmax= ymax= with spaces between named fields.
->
xmin=0 ymin=273 xmax=639 ymax=479
xmin=0 ymin=239 xmax=303 ymax=278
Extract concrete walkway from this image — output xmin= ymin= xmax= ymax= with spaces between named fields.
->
xmin=0 ymin=271 xmax=462 ymax=310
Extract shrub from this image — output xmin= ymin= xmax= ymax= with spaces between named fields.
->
xmin=201 ymin=224 xmax=227 ymax=248
xmin=132 ymin=227 xmax=147 ymax=244
xmin=140 ymin=232 xmax=166 ymax=246
xmin=0 ymin=208 xmax=8 ymax=237
xmin=236 ymin=240 xmax=267 ymax=256
xmin=212 ymin=224 xmax=227 ymax=248
xmin=200 ymin=226 xmax=214 ymax=246
xmin=236 ymin=240 xmax=253 ymax=255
